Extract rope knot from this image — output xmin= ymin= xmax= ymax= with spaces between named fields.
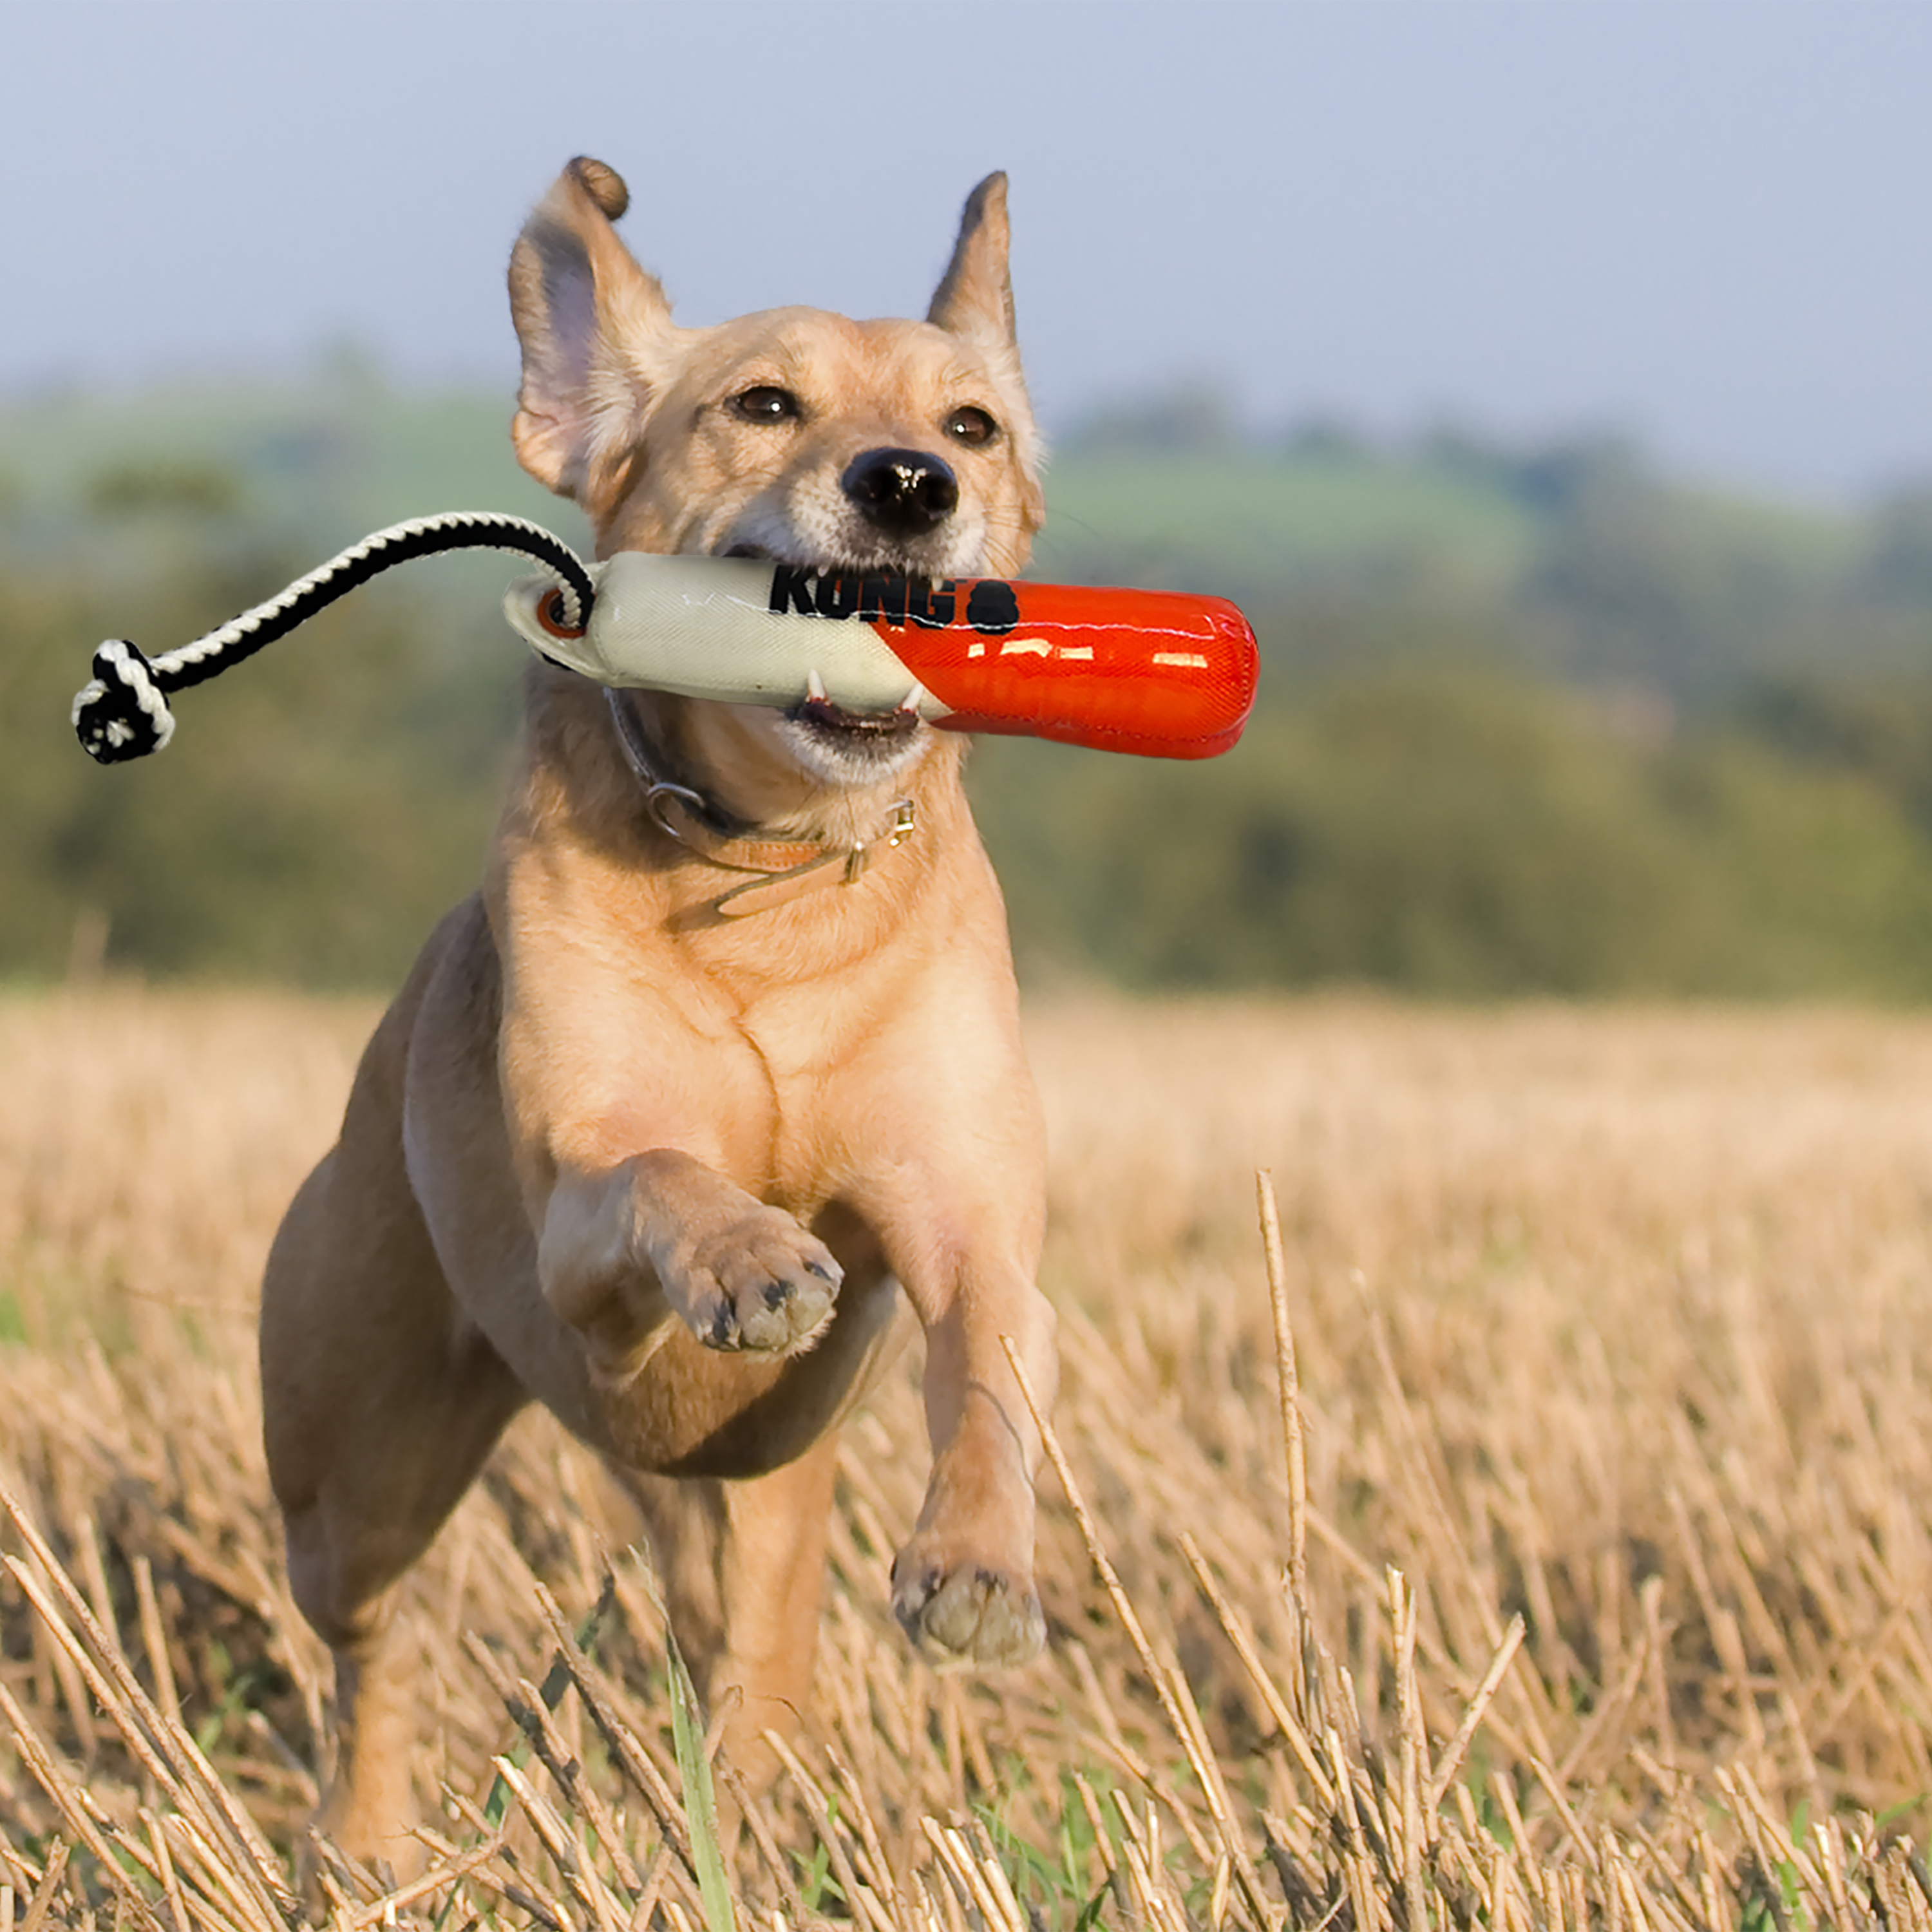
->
xmin=73 ymin=639 xmax=176 ymax=763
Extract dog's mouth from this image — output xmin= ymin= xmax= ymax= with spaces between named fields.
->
xmin=795 ymin=687 xmax=922 ymax=739
xmin=724 ymin=542 xmax=926 ymax=753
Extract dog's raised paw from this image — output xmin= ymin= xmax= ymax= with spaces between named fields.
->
xmin=889 ymin=1556 xmax=1045 ymax=1667
xmin=683 ymin=1210 xmax=842 ymax=1354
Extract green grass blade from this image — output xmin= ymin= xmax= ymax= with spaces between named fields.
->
xmin=666 ymin=1620 xmax=737 ymax=1932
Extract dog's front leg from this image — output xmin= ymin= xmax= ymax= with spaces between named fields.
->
xmin=537 ymin=1148 xmax=844 ymax=1380
xmin=853 ymin=1148 xmax=1056 ymax=1666
xmin=891 ymin=1262 xmax=1058 ymax=1664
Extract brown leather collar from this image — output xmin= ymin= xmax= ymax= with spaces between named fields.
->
xmin=604 ymin=688 xmax=918 ymax=918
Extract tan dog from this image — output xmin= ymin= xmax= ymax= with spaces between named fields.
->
xmin=259 ymin=157 xmax=1057 ymax=1868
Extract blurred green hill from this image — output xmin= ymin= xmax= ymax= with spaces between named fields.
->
xmin=5 ymin=374 xmax=1931 ymax=995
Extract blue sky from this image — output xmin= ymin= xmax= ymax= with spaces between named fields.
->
xmin=4 ymin=2 xmax=1927 ymax=499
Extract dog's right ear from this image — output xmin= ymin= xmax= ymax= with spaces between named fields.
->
xmin=927 ymin=173 xmax=1018 ymax=350
xmin=509 ymin=158 xmax=679 ymax=509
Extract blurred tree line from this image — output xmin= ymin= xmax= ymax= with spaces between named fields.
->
xmin=6 ymin=377 xmax=1932 ymax=997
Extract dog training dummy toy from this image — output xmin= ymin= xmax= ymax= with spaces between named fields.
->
xmin=71 ymin=511 xmax=1258 ymax=765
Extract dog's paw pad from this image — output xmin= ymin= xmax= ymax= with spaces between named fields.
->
xmin=890 ymin=1558 xmax=1044 ymax=1667
xmin=687 ymin=1213 xmax=841 ymax=1354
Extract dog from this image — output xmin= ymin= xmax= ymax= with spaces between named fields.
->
xmin=259 ymin=156 xmax=1058 ymax=1868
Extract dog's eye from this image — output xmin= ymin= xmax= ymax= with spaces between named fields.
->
xmin=728 ymin=386 xmax=802 ymax=424
xmin=943 ymin=406 xmax=999 ymax=448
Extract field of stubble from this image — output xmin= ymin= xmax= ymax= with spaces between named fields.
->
xmin=3 ymin=987 xmax=1932 ymax=1931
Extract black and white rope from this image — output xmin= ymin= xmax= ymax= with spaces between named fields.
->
xmin=72 ymin=511 xmax=595 ymax=763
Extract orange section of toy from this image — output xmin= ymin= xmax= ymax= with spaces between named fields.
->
xmin=870 ymin=578 xmax=1258 ymax=759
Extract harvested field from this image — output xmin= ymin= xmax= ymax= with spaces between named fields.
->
xmin=3 ymin=986 xmax=1932 ymax=1929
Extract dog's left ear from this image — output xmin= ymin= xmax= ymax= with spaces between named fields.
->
xmin=928 ymin=173 xmax=1019 ymax=348
xmin=509 ymin=156 xmax=680 ymax=513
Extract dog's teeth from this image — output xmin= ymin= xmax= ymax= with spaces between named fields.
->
xmin=897 ymin=682 xmax=928 ymax=717
xmin=806 ymin=668 xmax=829 ymax=703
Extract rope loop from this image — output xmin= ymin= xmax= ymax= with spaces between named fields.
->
xmin=71 ymin=511 xmax=594 ymax=765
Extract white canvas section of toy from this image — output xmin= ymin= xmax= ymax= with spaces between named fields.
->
xmin=502 ymin=553 xmax=951 ymax=719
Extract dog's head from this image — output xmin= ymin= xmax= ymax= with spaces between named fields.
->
xmin=509 ymin=158 xmax=1044 ymax=799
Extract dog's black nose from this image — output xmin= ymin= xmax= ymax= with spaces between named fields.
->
xmin=841 ymin=448 xmax=959 ymax=536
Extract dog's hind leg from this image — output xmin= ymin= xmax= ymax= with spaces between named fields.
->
xmin=262 ymin=990 xmax=527 ymax=1875
xmin=621 ymin=1434 xmax=841 ymax=1797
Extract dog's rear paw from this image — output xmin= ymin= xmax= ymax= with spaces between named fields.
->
xmin=890 ymin=1554 xmax=1045 ymax=1667
xmin=684 ymin=1211 xmax=842 ymax=1353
